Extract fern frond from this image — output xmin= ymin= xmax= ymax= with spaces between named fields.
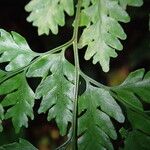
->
xmin=0 ymin=139 xmax=37 ymax=150
xmin=111 ymin=69 xmax=150 ymax=135
xmin=123 ymin=130 xmax=150 ymax=150
xmin=25 ymin=0 xmax=74 ymax=35
xmin=78 ymin=82 xmax=124 ymax=150
xmin=0 ymin=72 xmax=35 ymax=132
xmin=0 ymin=104 xmax=4 ymax=132
xmin=79 ymin=0 xmax=143 ymax=72
xmin=27 ymin=50 xmax=75 ymax=135
xmin=112 ymin=69 xmax=150 ymax=104
xmin=0 ymin=29 xmax=37 ymax=71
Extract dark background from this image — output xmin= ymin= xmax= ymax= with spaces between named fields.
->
xmin=0 ymin=0 xmax=150 ymax=149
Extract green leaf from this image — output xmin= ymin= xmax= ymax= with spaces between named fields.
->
xmin=0 ymin=70 xmax=6 ymax=79
xmin=0 ymin=70 xmax=6 ymax=84
xmin=0 ymin=138 xmax=37 ymax=150
xmin=111 ymin=69 xmax=150 ymax=135
xmin=25 ymin=0 xmax=74 ymax=35
xmin=78 ymin=83 xmax=124 ymax=150
xmin=0 ymin=73 xmax=35 ymax=132
xmin=123 ymin=130 xmax=150 ymax=150
xmin=36 ymin=74 xmax=74 ymax=136
xmin=79 ymin=0 xmax=143 ymax=72
xmin=0 ymin=104 xmax=4 ymax=132
xmin=0 ymin=29 xmax=37 ymax=71
xmin=127 ymin=109 xmax=150 ymax=135
xmin=27 ymin=51 xmax=75 ymax=82
xmin=112 ymin=69 xmax=150 ymax=104
xmin=28 ymin=51 xmax=75 ymax=135
xmin=126 ymin=0 xmax=143 ymax=7
xmin=81 ymin=0 xmax=91 ymax=8
xmin=117 ymin=0 xmax=143 ymax=9
xmin=119 ymin=127 xmax=128 ymax=139
xmin=79 ymin=0 xmax=127 ymax=72
xmin=117 ymin=0 xmax=143 ymax=12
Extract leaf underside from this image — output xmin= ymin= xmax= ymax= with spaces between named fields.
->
xmin=0 ymin=29 xmax=37 ymax=71
xmin=25 ymin=0 xmax=74 ymax=35
xmin=27 ymin=50 xmax=75 ymax=135
xmin=0 ymin=73 xmax=35 ymax=133
xmin=79 ymin=0 xmax=143 ymax=72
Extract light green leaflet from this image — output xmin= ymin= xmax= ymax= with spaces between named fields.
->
xmin=118 ymin=0 xmax=143 ymax=8
xmin=0 ymin=73 xmax=35 ymax=133
xmin=78 ymin=83 xmax=124 ymax=150
xmin=0 ymin=139 xmax=37 ymax=150
xmin=25 ymin=0 xmax=74 ymax=35
xmin=79 ymin=0 xmax=143 ymax=72
xmin=27 ymin=51 xmax=75 ymax=135
xmin=0 ymin=29 xmax=37 ymax=71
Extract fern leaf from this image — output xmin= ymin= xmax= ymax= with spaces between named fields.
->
xmin=123 ymin=130 xmax=150 ymax=150
xmin=78 ymin=83 xmax=124 ymax=150
xmin=0 ymin=29 xmax=37 ymax=71
xmin=27 ymin=51 xmax=75 ymax=135
xmin=0 ymin=138 xmax=37 ymax=150
xmin=0 ymin=104 xmax=4 ymax=132
xmin=79 ymin=0 xmax=143 ymax=72
xmin=118 ymin=0 xmax=143 ymax=8
xmin=112 ymin=69 xmax=150 ymax=104
xmin=0 ymin=70 xmax=6 ymax=132
xmin=127 ymin=109 xmax=150 ymax=135
xmin=25 ymin=0 xmax=74 ymax=35
xmin=111 ymin=69 xmax=150 ymax=135
xmin=0 ymin=70 xmax=6 ymax=80
xmin=0 ymin=73 xmax=35 ymax=132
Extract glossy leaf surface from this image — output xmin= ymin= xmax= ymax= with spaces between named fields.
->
xmin=25 ymin=0 xmax=74 ymax=35
xmin=27 ymin=51 xmax=75 ymax=135
xmin=79 ymin=0 xmax=143 ymax=72
xmin=0 ymin=73 xmax=35 ymax=132
xmin=0 ymin=29 xmax=37 ymax=71
xmin=112 ymin=69 xmax=150 ymax=104
xmin=78 ymin=83 xmax=124 ymax=150
xmin=111 ymin=69 xmax=150 ymax=135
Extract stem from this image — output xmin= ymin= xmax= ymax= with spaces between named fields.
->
xmin=80 ymin=71 xmax=109 ymax=90
xmin=40 ymin=38 xmax=74 ymax=56
xmin=72 ymin=0 xmax=82 ymax=150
